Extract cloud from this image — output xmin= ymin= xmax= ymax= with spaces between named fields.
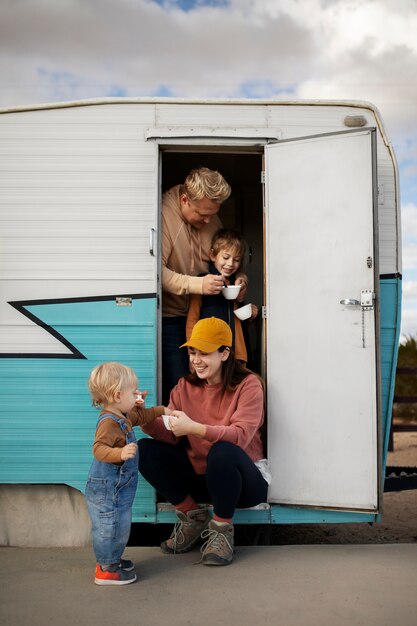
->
xmin=0 ymin=0 xmax=315 ymax=102
xmin=403 ymin=281 xmax=417 ymax=299
xmin=2 ymin=0 xmax=415 ymax=130
xmin=400 ymin=202 xmax=417 ymax=337
xmin=401 ymin=279 xmax=417 ymax=339
xmin=1 ymin=1 xmax=414 ymax=165
xmin=0 ymin=0 xmax=416 ymax=337
xmin=403 ymin=244 xmax=417 ymax=273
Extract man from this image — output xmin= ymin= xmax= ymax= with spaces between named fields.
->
xmin=161 ymin=167 xmax=246 ymax=403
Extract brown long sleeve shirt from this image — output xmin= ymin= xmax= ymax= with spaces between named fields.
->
xmin=92 ymin=404 xmax=165 ymax=464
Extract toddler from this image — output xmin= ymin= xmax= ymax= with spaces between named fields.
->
xmin=186 ymin=228 xmax=258 ymax=363
xmin=85 ymin=361 xmax=165 ymax=585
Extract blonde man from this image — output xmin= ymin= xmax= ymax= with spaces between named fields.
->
xmin=161 ymin=167 xmax=247 ymax=403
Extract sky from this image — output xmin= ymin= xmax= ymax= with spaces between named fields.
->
xmin=0 ymin=0 xmax=416 ymax=338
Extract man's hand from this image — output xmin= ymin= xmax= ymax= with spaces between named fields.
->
xmin=202 ymin=273 xmax=225 ymax=295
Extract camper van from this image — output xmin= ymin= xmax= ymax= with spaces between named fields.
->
xmin=0 ymin=98 xmax=401 ymax=530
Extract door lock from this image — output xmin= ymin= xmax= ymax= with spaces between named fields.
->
xmin=340 ymin=290 xmax=375 ymax=311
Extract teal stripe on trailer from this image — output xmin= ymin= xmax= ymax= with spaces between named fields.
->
xmin=379 ymin=277 xmax=402 ymax=473
xmin=0 ymin=296 xmax=157 ymax=519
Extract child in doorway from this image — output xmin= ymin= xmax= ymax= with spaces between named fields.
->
xmin=85 ymin=361 xmax=166 ymax=585
xmin=186 ymin=228 xmax=258 ymax=363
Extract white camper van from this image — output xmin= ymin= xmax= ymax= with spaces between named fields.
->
xmin=0 ymin=98 xmax=401 ymax=529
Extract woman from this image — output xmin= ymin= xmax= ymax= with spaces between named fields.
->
xmin=138 ymin=316 xmax=270 ymax=566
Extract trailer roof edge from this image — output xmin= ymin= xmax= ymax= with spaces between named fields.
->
xmin=0 ymin=95 xmax=382 ymax=115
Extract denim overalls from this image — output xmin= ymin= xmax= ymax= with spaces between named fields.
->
xmin=85 ymin=413 xmax=138 ymax=565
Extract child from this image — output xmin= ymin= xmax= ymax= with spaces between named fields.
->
xmin=85 ymin=361 xmax=165 ymax=585
xmin=186 ymin=228 xmax=258 ymax=363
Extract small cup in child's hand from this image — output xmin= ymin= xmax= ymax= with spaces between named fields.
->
xmin=136 ymin=392 xmax=143 ymax=402
xmin=162 ymin=414 xmax=178 ymax=430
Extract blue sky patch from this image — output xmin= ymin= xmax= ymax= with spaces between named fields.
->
xmin=238 ymin=80 xmax=296 ymax=99
xmin=152 ymin=84 xmax=174 ymax=97
xmin=107 ymin=85 xmax=127 ymax=97
xmin=150 ymin=0 xmax=229 ymax=11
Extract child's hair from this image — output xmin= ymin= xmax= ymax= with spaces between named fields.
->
xmin=88 ymin=362 xmax=138 ymax=408
xmin=210 ymin=228 xmax=246 ymax=261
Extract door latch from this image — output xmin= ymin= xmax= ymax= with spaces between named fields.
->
xmin=360 ymin=289 xmax=375 ymax=311
xmin=340 ymin=290 xmax=375 ymax=348
xmin=340 ymin=290 xmax=375 ymax=311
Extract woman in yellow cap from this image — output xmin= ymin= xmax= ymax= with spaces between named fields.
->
xmin=138 ymin=317 xmax=269 ymax=566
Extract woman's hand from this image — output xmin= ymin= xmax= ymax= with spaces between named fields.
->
xmin=170 ymin=410 xmax=206 ymax=437
xmin=121 ymin=442 xmax=138 ymax=460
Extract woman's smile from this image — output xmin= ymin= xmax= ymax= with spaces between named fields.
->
xmin=189 ymin=347 xmax=229 ymax=385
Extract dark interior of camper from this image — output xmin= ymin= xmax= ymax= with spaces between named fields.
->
xmin=161 ymin=149 xmax=265 ymax=375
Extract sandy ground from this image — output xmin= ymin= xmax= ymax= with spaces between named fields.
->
xmin=264 ymin=430 xmax=417 ymax=546
xmin=386 ymin=429 xmax=417 ymax=467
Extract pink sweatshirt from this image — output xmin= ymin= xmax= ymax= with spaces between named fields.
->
xmin=141 ymin=374 xmax=265 ymax=474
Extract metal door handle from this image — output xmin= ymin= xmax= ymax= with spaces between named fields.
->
xmin=340 ymin=298 xmax=360 ymax=306
xmin=149 ymin=228 xmax=156 ymax=256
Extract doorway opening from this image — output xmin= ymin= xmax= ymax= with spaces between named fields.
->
xmin=160 ymin=147 xmax=265 ymax=375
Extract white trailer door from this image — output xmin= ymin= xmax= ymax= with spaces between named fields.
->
xmin=265 ymin=129 xmax=380 ymax=511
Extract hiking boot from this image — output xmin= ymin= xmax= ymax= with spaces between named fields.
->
xmin=161 ymin=508 xmax=211 ymax=554
xmin=120 ymin=558 xmax=134 ymax=571
xmin=94 ymin=563 xmax=137 ymax=586
xmin=200 ymin=520 xmax=234 ymax=566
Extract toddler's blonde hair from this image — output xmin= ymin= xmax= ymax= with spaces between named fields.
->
xmin=88 ymin=362 xmax=138 ymax=408
xmin=182 ymin=167 xmax=231 ymax=203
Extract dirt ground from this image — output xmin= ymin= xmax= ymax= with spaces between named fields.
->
xmin=265 ymin=430 xmax=417 ymax=546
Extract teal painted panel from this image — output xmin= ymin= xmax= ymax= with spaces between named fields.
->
xmin=379 ymin=278 xmax=402 ymax=471
xmin=0 ymin=295 xmax=158 ymax=523
xmin=155 ymin=506 xmax=376 ymax=525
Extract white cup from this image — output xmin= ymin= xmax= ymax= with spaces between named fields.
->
xmin=162 ymin=414 xmax=178 ymax=430
xmin=234 ymin=303 xmax=252 ymax=320
xmin=222 ymin=284 xmax=241 ymax=300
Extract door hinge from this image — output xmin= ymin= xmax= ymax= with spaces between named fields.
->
xmin=261 ymin=171 xmax=266 ymax=184
xmin=262 ymin=305 xmax=267 ymax=319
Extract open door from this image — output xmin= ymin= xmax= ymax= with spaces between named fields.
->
xmin=265 ymin=129 xmax=380 ymax=511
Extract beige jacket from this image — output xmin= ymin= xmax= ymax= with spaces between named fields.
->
xmin=162 ymin=185 xmax=222 ymax=317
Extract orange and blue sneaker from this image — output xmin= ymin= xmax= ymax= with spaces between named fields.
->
xmin=94 ymin=563 xmax=137 ymax=586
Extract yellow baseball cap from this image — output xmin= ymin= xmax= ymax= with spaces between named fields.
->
xmin=180 ymin=317 xmax=232 ymax=352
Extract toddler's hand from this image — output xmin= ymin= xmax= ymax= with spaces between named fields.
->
xmin=121 ymin=443 xmax=138 ymax=461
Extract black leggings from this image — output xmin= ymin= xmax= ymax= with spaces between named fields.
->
xmin=138 ymin=439 xmax=268 ymax=519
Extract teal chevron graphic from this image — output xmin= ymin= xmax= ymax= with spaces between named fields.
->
xmin=0 ymin=296 xmax=157 ymax=501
